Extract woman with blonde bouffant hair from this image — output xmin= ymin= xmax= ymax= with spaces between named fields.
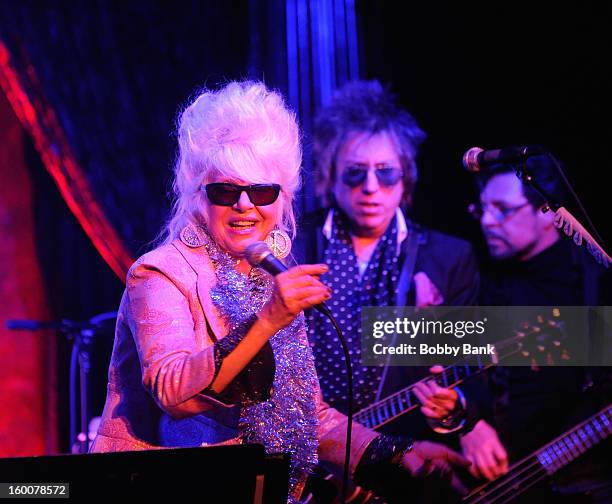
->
xmin=90 ymin=81 xmax=380 ymax=501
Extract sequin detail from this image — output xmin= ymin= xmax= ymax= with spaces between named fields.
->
xmin=180 ymin=223 xmax=207 ymax=248
xmin=204 ymin=231 xmax=319 ymax=502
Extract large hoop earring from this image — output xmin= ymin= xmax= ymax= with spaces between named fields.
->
xmin=265 ymin=229 xmax=292 ymax=259
xmin=180 ymin=223 xmax=207 ymax=248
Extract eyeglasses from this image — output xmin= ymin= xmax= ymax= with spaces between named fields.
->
xmin=202 ymin=183 xmax=281 ymax=206
xmin=468 ymin=201 xmax=531 ymax=222
xmin=340 ymin=166 xmax=403 ymax=188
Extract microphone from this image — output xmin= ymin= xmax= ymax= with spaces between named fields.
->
xmin=245 ymin=241 xmax=331 ymax=316
xmin=463 ymin=145 xmax=546 ymax=173
xmin=245 ymin=241 xmax=287 ymax=276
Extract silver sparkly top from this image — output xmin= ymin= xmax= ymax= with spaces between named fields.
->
xmin=205 ymin=232 xmax=319 ymax=502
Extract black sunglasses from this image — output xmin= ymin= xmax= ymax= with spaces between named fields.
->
xmin=202 ymin=183 xmax=281 ymax=206
xmin=341 ymin=166 xmax=403 ymax=188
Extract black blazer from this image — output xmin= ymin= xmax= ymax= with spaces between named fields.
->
xmin=293 ymin=207 xmax=480 ymax=307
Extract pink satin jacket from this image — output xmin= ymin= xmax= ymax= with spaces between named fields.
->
xmin=90 ymin=234 xmax=377 ymax=478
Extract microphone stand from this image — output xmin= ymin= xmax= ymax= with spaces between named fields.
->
xmin=515 ymin=160 xmax=611 ymax=268
xmin=6 ymin=316 xmax=113 ymax=454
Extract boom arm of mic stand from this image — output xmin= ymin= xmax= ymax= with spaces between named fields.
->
xmin=515 ymin=163 xmax=611 ymax=268
xmin=553 ymin=207 xmax=611 ymax=267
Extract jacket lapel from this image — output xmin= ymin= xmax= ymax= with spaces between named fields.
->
xmin=172 ymin=239 xmax=228 ymax=342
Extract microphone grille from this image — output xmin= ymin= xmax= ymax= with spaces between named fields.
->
xmin=245 ymin=241 xmax=273 ymax=267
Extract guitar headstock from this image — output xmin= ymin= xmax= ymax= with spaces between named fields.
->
xmin=510 ymin=309 xmax=570 ymax=368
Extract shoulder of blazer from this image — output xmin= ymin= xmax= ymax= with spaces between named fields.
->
xmin=412 ymin=224 xmax=475 ymax=260
xmin=127 ymin=240 xmax=215 ymax=292
xmin=128 ymin=239 xmax=227 ymax=342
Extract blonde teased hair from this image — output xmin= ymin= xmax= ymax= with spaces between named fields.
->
xmin=162 ymin=81 xmax=302 ymax=244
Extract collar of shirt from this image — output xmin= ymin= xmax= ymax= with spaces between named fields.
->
xmin=322 ymin=208 xmax=408 ymax=257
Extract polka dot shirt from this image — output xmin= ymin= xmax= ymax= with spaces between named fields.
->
xmin=308 ymin=210 xmax=400 ymax=413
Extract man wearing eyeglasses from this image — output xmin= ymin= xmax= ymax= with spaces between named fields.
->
xmin=464 ymin=154 xmax=612 ymax=500
xmin=473 ymin=156 xmax=566 ymax=271
xmin=295 ymin=80 xmax=481 ymax=501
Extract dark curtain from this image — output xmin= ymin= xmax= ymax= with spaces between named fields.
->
xmin=357 ymin=1 xmax=612 ymax=254
xmin=0 ymin=0 xmax=284 ymax=255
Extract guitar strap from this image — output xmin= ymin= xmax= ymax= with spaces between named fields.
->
xmin=374 ymin=222 xmax=424 ymax=402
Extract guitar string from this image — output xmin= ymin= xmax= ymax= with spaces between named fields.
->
xmin=354 ymin=366 xmax=471 ymax=426
xmin=355 ymin=362 xmax=482 ymax=422
xmin=464 ymin=461 xmax=547 ymax=504
xmin=356 ymin=326 xmax=545 ymax=425
xmin=464 ymin=408 xmax=611 ymax=504
xmin=355 ymin=344 xmax=522 ymax=428
xmin=467 ymin=415 xmax=611 ymax=504
xmin=494 ymin=471 xmax=550 ymax=504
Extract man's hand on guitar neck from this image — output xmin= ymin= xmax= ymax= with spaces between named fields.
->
xmin=415 ymin=365 xmax=467 ymax=432
xmin=459 ymin=419 xmax=508 ymax=481
xmin=414 ymin=366 xmax=459 ymax=419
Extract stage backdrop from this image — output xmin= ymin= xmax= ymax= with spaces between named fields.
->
xmin=0 ymin=90 xmax=57 ymax=456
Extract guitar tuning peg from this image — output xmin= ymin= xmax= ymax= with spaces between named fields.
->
xmin=553 ymin=340 xmax=561 ymax=347
xmin=521 ymin=350 xmax=530 ymax=358
xmin=562 ymin=350 xmax=571 ymax=361
xmin=573 ymin=232 xmax=583 ymax=246
xmin=537 ymin=345 xmax=545 ymax=352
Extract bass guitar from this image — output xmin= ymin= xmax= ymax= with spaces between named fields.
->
xmin=463 ymin=403 xmax=612 ymax=504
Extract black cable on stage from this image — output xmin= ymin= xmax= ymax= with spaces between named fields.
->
xmin=317 ymin=304 xmax=353 ymax=504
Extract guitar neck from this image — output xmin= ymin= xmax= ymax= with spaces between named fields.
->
xmin=535 ymin=403 xmax=612 ymax=476
xmin=352 ymin=323 xmax=550 ymax=430
xmin=464 ymin=403 xmax=612 ymax=504
xmin=353 ymin=363 xmax=485 ymax=429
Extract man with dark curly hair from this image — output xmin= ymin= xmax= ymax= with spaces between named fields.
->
xmin=296 ymin=80 xmax=481 ymax=501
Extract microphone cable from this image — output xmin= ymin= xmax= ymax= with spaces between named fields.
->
xmin=317 ymin=304 xmax=354 ymax=504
